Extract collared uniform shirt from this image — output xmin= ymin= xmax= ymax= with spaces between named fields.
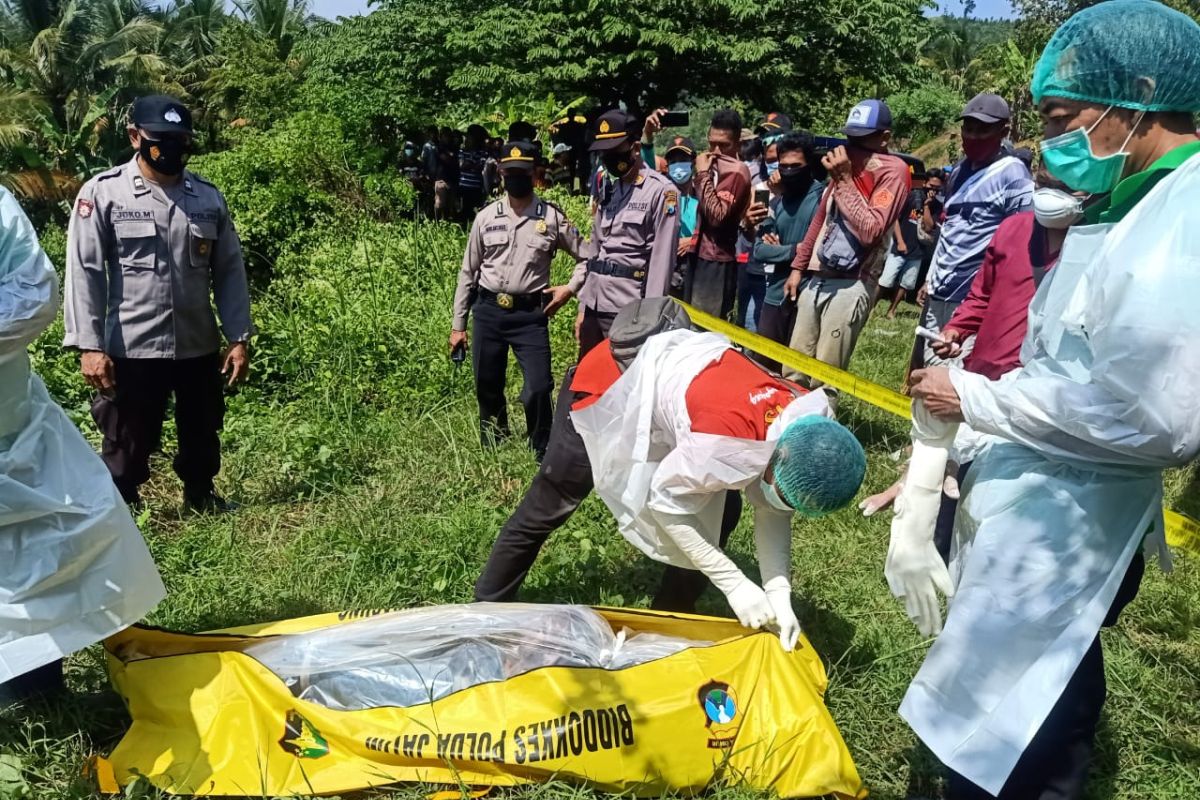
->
xmin=452 ymin=194 xmax=586 ymax=331
xmin=578 ymin=167 xmax=679 ymax=313
xmin=64 ymin=156 xmax=254 ymax=359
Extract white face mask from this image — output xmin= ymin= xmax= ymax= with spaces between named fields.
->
xmin=1032 ymin=187 xmax=1085 ymax=229
xmin=759 ymin=477 xmax=793 ymax=513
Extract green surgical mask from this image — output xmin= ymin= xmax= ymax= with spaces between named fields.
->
xmin=1039 ymin=105 xmax=1143 ymax=195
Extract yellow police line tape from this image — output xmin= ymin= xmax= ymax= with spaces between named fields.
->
xmin=677 ymin=300 xmax=1200 ymax=556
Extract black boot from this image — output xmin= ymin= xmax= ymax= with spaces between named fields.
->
xmin=182 ymin=485 xmax=236 ymax=515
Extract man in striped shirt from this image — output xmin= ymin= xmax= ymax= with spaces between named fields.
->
xmin=919 ymin=94 xmax=1033 ymax=367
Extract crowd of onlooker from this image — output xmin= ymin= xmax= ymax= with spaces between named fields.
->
xmin=404 ymin=100 xmax=1039 ymax=381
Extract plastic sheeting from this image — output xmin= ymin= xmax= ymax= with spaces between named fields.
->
xmin=910 ymin=152 xmax=1200 ymax=794
xmin=0 ymin=187 xmax=164 ymax=683
xmin=243 ymin=603 xmax=707 ymax=711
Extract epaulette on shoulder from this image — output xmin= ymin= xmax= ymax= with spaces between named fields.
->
xmin=93 ymin=164 xmax=125 ymax=183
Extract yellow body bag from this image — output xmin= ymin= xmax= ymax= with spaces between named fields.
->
xmin=96 ymin=606 xmax=864 ymax=798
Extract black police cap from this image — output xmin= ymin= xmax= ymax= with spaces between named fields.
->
xmin=498 ymin=140 xmax=538 ymax=172
xmin=131 ymin=95 xmax=192 ymax=136
xmin=589 ymin=110 xmax=640 ymax=152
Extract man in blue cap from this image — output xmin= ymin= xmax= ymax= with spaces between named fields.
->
xmin=781 ymin=99 xmax=909 ymax=404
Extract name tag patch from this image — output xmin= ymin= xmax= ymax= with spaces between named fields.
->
xmin=113 ymin=209 xmax=155 ymax=221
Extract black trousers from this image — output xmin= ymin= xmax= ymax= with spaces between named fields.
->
xmin=684 ymin=258 xmax=737 ymax=319
xmin=91 ymin=354 xmax=225 ymax=504
xmin=474 ymin=368 xmax=744 ymax=611
xmin=577 ymin=306 xmax=617 ymax=360
xmin=471 ymin=299 xmax=554 ymax=456
xmin=939 ymin=464 xmax=1146 ymax=800
xmin=754 ymin=301 xmax=797 ymax=372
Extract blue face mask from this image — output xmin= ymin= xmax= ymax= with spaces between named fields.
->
xmin=1039 ymin=105 xmax=1143 ymax=195
xmin=765 ymin=161 xmax=779 ymax=177
xmin=668 ymin=162 xmax=694 ymax=185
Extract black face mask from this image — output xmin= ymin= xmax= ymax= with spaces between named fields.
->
xmin=601 ymin=145 xmax=636 ymax=179
xmin=504 ymin=173 xmax=534 ymax=199
xmin=778 ymin=165 xmax=813 ymax=196
xmin=139 ymin=136 xmax=190 ymax=176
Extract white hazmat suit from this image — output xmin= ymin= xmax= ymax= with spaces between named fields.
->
xmin=900 ymin=152 xmax=1200 ymax=794
xmin=571 ymin=330 xmax=832 ymax=650
xmin=0 ymin=187 xmax=164 ymax=684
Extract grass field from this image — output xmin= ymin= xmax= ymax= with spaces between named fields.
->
xmin=2 ymin=211 xmax=1198 ymax=800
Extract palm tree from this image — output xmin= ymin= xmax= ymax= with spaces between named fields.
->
xmin=0 ymin=0 xmax=168 ymax=200
xmin=924 ymin=0 xmax=983 ymax=92
xmin=233 ymin=0 xmax=313 ymax=58
xmin=167 ymin=0 xmax=227 ymax=62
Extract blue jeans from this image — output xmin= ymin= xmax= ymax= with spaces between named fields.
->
xmin=736 ymin=269 xmax=766 ymax=332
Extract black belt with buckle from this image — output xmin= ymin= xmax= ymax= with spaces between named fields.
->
xmin=478 ymin=288 xmax=542 ymax=311
xmin=587 ymin=258 xmax=647 ymax=282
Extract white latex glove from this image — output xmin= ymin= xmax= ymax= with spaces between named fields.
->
xmin=653 ymin=509 xmax=777 ymax=631
xmin=725 ymin=579 xmax=776 ymax=629
xmin=884 ymin=403 xmax=958 ymax=637
xmin=765 ymin=586 xmax=801 ymax=651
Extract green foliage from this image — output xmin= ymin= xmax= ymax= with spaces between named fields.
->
xmin=361 ymin=0 xmax=930 ymax=130
xmin=887 ymin=83 xmax=966 ymax=148
xmin=187 ymin=111 xmax=415 ymax=277
xmin=200 ymin=19 xmax=303 ymax=138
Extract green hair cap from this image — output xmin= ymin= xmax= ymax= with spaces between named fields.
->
xmin=1031 ymin=0 xmax=1200 ymax=112
xmin=771 ymin=416 xmax=866 ymax=517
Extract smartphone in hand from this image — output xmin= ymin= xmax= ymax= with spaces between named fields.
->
xmin=661 ymin=110 xmax=690 ymax=128
xmin=754 ymin=188 xmax=770 ymax=206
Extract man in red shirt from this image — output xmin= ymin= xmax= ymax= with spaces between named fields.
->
xmin=476 ymin=308 xmax=865 ymax=642
xmin=781 ymin=100 xmax=910 ymax=399
xmin=570 ymin=327 xmax=865 ymax=648
xmin=931 ymin=176 xmax=1073 ymax=378
xmin=687 ymin=109 xmax=752 ymax=319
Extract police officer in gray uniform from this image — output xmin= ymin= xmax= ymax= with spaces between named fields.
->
xmin=64 ymin=95 xmax=254 ymax=512
xmin=575 ymin=110 xmax=680 ymax=356
xmin=450 ymin=140 xmax=586 ymax=458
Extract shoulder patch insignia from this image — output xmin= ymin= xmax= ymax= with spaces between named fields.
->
xmin=535 ymin=219 xmax=548 ymax=234
xmin=870 ymin=188 xmax=895 ymax=209
xmin=76 ymin=198 xmax=94 ymax=219
xmin=665 ymin=190 xmax=678 ymax=216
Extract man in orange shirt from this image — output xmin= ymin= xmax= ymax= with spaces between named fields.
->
xmin=781 ymin=100 xmax=910 ymax=397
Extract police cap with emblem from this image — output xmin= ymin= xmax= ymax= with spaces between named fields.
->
xmin=131 ymin=95 xmax=193 ymax=136
xmin=664 ymin=135 xmax=696 ymax=157
xmin=498 ymin=140 xmax=538 ymax=172
xmin=589 ymin=110 xmax=640 ymax=152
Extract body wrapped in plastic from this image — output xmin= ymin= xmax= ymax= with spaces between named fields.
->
xmin=99 ymin=605 xmax=866 ymax=798
xmin=243 ymin=603 xmax=707 ymax=710
xmin=0 ymin=187 xmax=164 ymax=683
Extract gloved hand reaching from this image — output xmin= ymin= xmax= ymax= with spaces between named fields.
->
xmin=724 ymin=578 xmax=776 ymax=629
xmin=884 ymin=403 xmax=958 ymax=637
xmin=764 ymin=583 xmax=801 ymax=651
xmin=652 ymin=509 xmax=777 ymax=632
xmin=752 ymin=501 xmax=801 ymax=651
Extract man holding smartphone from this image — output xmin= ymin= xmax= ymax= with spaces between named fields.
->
xmin=449 ymin=140 xmax=586 ymax=461
xmin=689 ymin=109 xmax=752 ymax=319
